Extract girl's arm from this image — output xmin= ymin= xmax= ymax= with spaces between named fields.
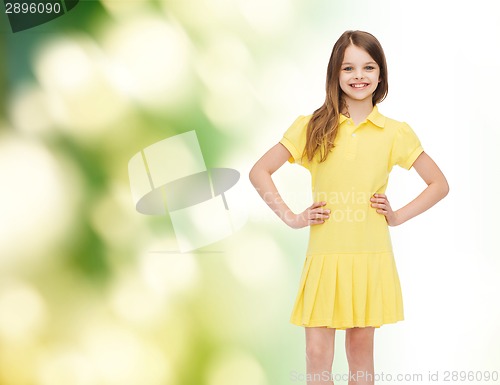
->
xmin=249 ymin=143 xmax=330 ymax=229
xmin=370 ymin=151 xmax=449 ymax=226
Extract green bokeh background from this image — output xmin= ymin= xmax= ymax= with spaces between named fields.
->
xmin=1 ymin=0 xmax=500 ymax=384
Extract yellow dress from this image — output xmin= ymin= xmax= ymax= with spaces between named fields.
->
xmin=279 ymin=105 xmax=423 ymax=330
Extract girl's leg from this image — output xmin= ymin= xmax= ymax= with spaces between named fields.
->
xmin=345 ymin=327 xmax=375 ymax=385
xmin=305 ymin=326 xmax=336 ymax=385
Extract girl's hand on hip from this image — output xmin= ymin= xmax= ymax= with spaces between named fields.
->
xmin=287 ymin=201 xmax=330 ymax=229
xmin=370 ymin=194 xmax=401 ymax=226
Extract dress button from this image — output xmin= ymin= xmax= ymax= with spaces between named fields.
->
xmin=352 ymin=133 xmax=356 ymax=137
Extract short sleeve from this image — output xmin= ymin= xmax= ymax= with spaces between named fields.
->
xmin=390 ymin=122 xmax=424 ymax=170
xmin=279 ymin=115 xmax=309 ymax=166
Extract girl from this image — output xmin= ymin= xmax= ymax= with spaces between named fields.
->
xmin=249 ymin=30 xmax=449 ymax=385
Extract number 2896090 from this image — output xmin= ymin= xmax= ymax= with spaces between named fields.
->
xmin=5 ymin=2 xmax=62 ymax=14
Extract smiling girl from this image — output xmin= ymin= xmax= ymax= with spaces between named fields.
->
xmin=249 ymin=30 xmax=449 ymax=384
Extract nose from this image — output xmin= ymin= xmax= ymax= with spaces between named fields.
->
xmin=354 ymin=69 xmax=364 ymax=79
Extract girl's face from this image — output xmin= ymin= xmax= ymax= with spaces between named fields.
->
xmin=339 ymin=44 xmax=380 ymax=105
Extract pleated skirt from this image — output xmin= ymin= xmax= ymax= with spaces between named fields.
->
xmin=289 ymin=252 xmax=404 ymax=330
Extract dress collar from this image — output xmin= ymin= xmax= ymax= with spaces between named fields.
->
xmin=339 ymin=105 xmax=386 ymax=128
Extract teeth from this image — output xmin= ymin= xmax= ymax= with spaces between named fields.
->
xmin=351 ymin=83 xmax=367 ymax=88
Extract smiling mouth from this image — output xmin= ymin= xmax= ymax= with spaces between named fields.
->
xmin=350 ymin=83 xmax=369 ymax=89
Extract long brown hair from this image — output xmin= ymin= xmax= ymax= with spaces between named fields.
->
xmin=303 ymin=30 xmax=389 ymax=163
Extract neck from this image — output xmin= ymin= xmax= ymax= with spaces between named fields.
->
xmin=342 ymin=98 xmax=374 ymax=126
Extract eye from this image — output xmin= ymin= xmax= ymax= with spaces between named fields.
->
xmin=365 ymin=66 xmax=376 ymax=70
xmin=343 ymin=66 xmax=353 ymax=71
